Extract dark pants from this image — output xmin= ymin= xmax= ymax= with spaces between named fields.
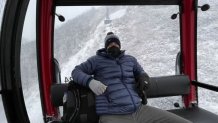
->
xmin=99 ymin=105 xmax=192 ymax=123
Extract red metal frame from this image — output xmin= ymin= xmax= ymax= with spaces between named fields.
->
xmin=38 ymin=0 xmax=58 ymax=119
xmin=181 ymin=0 xmax=197 ymax=107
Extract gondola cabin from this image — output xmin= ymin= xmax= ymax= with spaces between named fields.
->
xmin=0 ymin=0 xmax=218 ymax=123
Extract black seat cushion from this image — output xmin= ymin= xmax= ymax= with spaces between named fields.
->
xmin=168 ymin=107 xmax=218 ymax=123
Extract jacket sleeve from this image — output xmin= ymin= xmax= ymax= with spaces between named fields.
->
xmin=132 ymin=57 xmax=150 ymax=82
xmin=71 ymin=56 xmax=96 ymax=87
xmin=133 ymin=57 xmax=145 ymax=76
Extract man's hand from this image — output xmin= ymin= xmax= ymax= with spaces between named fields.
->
xmin=135 ymin=73 xmax=150 ymax=105
xmin=137 ymin=80 xmax=149 ymax=91
xmin=136 ymin=80 xmax=149 ymax=105
xmin=89 ymin=79 xmax=107 ymax=95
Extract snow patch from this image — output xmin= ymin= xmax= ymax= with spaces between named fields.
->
xmin=110 ymin=9 xmax=126 ymax=20
xmin=61 ymin=21 xmax=105 ymax=81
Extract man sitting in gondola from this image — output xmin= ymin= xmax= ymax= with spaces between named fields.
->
xmin=71 ymin=32 xmax=192 ymax=123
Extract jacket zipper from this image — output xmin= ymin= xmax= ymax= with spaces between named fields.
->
xmin=117 ymin=59 xmax=137 ymax=111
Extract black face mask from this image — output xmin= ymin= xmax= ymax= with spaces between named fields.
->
xmin=107 ymin=46 xmax=121 ymax=58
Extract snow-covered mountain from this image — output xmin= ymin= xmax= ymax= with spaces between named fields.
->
xmin=1 ymin=1 xmax=218 ymax=123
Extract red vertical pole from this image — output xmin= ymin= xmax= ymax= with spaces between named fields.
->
xmin=181 ymin=0 xmax=197 ymax=107
xmin=38 ymin=0 xmax=57 ymax=120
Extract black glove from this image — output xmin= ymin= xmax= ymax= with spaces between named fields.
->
xmin=135 ymin=73 xmax=150 ymax=105
xmin=138 ymin=90 xmax=147 ymax=105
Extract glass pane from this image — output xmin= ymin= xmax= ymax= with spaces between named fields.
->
xmin=0 ymin=0 xmax=8 ymax=123
xmin=54 ymin=6 xmax=181 ymax=110
xmin=197 ymin=0 xmax=218 ymax=86
xmin=198 ymin=87 xmax=218 ymax=115
xmin=20 ymin=0 xmax=43 ymax=122
xmin=54 ymin=5 xmax=180 ymax=80
xmin=0 ymin=98 xmax=7 ymax=123
xmin=0 ymin=0 xmax=6 ymax=29
xmin=197 ymin=0 xmax=218 ymax=115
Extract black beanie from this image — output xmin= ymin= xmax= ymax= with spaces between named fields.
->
xmin=104 ymin=32 xmax=121 ymax=49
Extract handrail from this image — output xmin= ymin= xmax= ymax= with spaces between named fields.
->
xmin=192 ymin=81 xmax=218 ymax=92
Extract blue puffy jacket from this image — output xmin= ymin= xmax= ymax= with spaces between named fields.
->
xmin=72 ymin=48 xmax=146 ymax=115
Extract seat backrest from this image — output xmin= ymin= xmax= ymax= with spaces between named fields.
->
xmin=147 ymin=75 xmax=190 ymax=98
xmin=50 ymin=75 xmax=190 ymax=123
xmin=51 ymin=75 xmax=190 ymax=106
xmin=51 ymin=83 xmax=68 ymax=107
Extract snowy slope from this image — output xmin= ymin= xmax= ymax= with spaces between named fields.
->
xmin=61 ymin=21 xmax=105 ymax=79
xmin=61 ymin=8 xmax=127 ymax=81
